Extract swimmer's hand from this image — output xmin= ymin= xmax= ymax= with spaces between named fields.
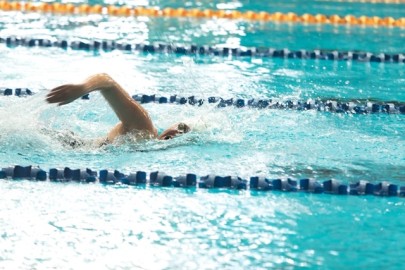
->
xmin=46 ymin=84 xmax=88 ymax=106
xmin=46 ymin=73 xmax=157 ymax=139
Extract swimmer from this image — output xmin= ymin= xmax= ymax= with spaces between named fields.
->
xmin=46 ymin=73 xmax=190 ymax=144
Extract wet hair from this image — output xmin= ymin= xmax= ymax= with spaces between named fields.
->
xmin=160 ymin=122 xmax=191 ymax=140
xmin=177 ymin=122 xmax=190 ymax=133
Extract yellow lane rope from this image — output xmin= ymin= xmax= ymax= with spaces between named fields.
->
xmin=0 ymin=1 xmax=404 ymax=27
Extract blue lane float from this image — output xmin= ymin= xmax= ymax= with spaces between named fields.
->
xmin=0 ymin=88 xmax=33 ymax=96
xmin=1 ymin=89 xmax=404 ymax=114
xmin=125 ymin=94 xmax=405 ymax=114
xmin=0 ymin=165 xmax=404 ymax=198
xmin=49 ymin=167 xmax=97 ymax=182
xmin=1 ymin=36 xmax=404 ymax=64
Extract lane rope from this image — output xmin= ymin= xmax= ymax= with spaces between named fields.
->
xmin=0 ymin=165 xmax=403 ymax=197
xmin=1 ymin=37 xmax=404 ymax=64
xmin=1 ymin=88 xmax=404 ymax=114
xmin=319 ymin=0 xmax=405 ymax=3
xmin=0 ymin=1 xmax=404 ymax=27
xmin=132 ymin=94 xmax=405 ymax=114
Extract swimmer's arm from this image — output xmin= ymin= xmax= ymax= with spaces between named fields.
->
xmin=46 ymin=73 xmax=157 ymax=136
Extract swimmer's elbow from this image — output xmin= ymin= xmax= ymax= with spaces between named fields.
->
xmin=96 ymin=73 xmax=113 ymax=80
xmin=84 ymin=73 xmax=115 ymax=92
xmin=90 ymin=73 xmax=114 ymax=85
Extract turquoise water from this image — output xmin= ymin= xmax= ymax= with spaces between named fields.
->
xmin=0 ymin=52 xmax=403 ymax=182
xmin=1 ymin=181 xmax=405 ymax=269
xmin=1 ymin=0 xmax=405 ymax=269
xmin=2 ymin=12 xmax=405 ymax=52
xmin=92 ymin=0 xmax=405 ymax=18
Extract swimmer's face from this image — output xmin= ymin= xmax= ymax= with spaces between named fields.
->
xmin=158 ymin=122 xmax=190 ymax=140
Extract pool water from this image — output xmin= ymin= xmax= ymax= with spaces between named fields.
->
xmin=0 ymin=51 xmax=403 ymax=182
xmin=2 ymin=180 xmax=405 ymax=269
xmin=1 ymin=0 xmax=405 ymax=269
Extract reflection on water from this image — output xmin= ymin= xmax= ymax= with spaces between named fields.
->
xmin=0 ymin=88 xmax=403 ymax=183
xmin=0 ymin=1 xmax=404 ymax=269
xmin=0 ymin=1 xmax=403 ymax=182
xmin=93 ymin=0 xmax=405 ymax=18
xmin=1 ymin=9 xmax=405 ymax=53
xmin=1 ymin=180 xmax=405 ymax=269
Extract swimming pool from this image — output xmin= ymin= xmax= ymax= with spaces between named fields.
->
xmin=1 ymin=0 xmax=405 ymax=269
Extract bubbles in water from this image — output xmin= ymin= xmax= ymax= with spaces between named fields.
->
xmin=0 ymin=94 xmax=52 ymax=150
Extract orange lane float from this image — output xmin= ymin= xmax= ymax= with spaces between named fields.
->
xmin=0 ymin=1 xmax=403 ymax=28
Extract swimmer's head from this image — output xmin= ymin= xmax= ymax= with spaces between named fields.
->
xmin=158 ymin=122 xmax=191 ymax=140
